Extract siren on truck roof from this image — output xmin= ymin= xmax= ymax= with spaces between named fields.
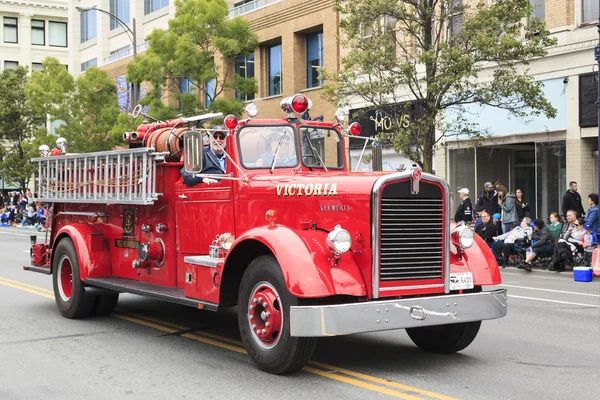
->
xmin=280 ymin=94 xmax=311 ymax=116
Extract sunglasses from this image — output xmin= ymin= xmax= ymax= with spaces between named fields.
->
xmin=212 ymin=133 xmax=226 ymax=140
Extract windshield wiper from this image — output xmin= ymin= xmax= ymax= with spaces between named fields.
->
xmin=270 ymin=131 xmax=293 ymax=173
xmin=302 ymin=130 xmax=328 ymax=172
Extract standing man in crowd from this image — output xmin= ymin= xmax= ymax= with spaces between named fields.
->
xmin=562 ymin=181 xmax=585 ymax=218
xmin=476 ymin=182 xmax=498 ymax=216
xmin=454 ymin=188 xmax=473 ymax=223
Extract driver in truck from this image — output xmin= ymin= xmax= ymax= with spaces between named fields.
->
xmin=181 ymin=126 xmax=228 ymax=186
xmin=256 ymin=132 xmax=297 ymax=167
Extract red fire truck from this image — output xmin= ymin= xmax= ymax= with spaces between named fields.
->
xmin=25 ymin=94 xmax=507 ymax=374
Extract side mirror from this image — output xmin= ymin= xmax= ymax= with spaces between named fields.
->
xmin=184 ymin=130 xmax=203 ymax=174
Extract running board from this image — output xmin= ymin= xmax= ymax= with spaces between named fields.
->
xmin=23 ymin=265 xmax=52 ymax=275
xmin=85 ymin=277 xmax=218 ymax=311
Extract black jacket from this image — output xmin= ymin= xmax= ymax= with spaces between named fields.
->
xmin=454 ymin=197 xmax=473 ymax=223
xmin=561 ymin=190 xmax=584 ymax=218
xmin=181 ymin=147 xmax=227 ymax=187
xmin=476 ymin=189 xmax=498 ymax=215
xmin=515 ymin=198 xmax=530 ymax=220
xmin=531 ymin=225 xmax=553 ymax=249
xmin=475 ymin=220 xmax=497 ymax=244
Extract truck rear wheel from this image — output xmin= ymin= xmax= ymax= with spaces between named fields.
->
xmin=406 ymin=321 xmax=481 ymax=354
xmin=92 ymin=293 xmax=119 ymax=316
xmin=237 ymin=255 xmax=317 ymax=374
xmin=52 ymin=238 xmax=94 ymax=319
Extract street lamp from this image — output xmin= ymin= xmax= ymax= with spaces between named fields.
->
xmin=75 ymin=5 xmax=138 ymax=109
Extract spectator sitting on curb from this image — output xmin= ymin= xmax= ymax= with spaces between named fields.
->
xmin=547 ymin=212 xmax=563 ymax=242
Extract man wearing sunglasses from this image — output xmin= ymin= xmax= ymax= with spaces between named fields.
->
xmin=256 ymin=132 xmax=297 ymax=167
xmin=181 ymin=126 xmax=228 ymax=186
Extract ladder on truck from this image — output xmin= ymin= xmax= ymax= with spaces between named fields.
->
xmin=32 ymin=148 xmax=166 ymax=205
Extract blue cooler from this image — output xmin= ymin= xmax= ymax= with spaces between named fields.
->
xmin=573 ymin=267 xmax=593 ymax=282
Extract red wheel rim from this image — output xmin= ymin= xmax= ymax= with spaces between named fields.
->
xmin=247 ymin=282 xmax=283 ymax=349
xmin=57 ymin=255 xmax=73 ymax=301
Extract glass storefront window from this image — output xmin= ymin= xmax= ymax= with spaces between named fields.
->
xmin=475 ymin=147 xmax=510 ymax=196
xmin=449 ymin=147 xmax=475 ymax=219
xmin=535 ymin=141 xmax=565 ymax=220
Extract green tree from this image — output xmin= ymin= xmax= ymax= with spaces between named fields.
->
xmin=127 ymin=0 xmax=258 ymax=120
xmin=25 ymin=57 xmax=140 ymax=153
xmin=0 ymin=67 xmax=38 ymax=191
xmin=323 ymin=0 xmax=557 ymax=172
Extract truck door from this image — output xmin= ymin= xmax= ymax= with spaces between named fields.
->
xmin=174 ymin=180 xmax=235 ymax=255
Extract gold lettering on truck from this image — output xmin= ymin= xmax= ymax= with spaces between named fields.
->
xmin=275 ymin=183 xmax=337 ymax=197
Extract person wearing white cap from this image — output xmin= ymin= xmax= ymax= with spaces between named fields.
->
xmin=454 ymin=188 xmax=473 ymax=223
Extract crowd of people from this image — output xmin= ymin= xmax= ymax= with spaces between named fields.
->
xmin=454 ymin=180 xmax=598 ymax=272
xmin=0 ymin=190 xmax=48 ymax=230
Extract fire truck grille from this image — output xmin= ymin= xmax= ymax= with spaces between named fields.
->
xmin=380 ymin=196 xmax=444 ymax=282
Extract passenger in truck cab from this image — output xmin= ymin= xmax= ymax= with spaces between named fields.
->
xmin=181 ymin=126 xmax=228 ymax=186
xmin=256 ymin=132 xmax=297 ymax=167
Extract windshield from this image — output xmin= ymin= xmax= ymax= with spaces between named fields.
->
xmin=299 ymin=126 xmax=344 ymax=169
xmin=238 ymin=126 xmax=299 ymax=169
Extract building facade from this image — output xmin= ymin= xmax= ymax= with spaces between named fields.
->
xmin=69 ymin=0 xmax=339 ymax=118
xmin=1 ymin=0 xmax=69 ymax=73
xmin=0 ymin=0 xmax=69 ymax=191
xmin=438 ymin=0 xmax=599 ymax=220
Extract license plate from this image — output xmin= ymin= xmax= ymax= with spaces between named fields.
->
xmin=450 ymin=272 xmax=474 ymax=290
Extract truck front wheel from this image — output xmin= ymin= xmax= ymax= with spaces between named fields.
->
xmin=237 ymin=255 xmax=317 ymax=374
xmin=52 ymin=238 xmax=94 ymax=319
xmin=406 ymin=321 xmax=482 ymax=354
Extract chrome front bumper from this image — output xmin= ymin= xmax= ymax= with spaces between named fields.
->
xmin=289 ymin=289 xmax=507 ymax=337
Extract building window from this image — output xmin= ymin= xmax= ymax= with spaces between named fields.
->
xmin=81 ymin=58 xmax=98 ymax=72
xmin=448 ymin=0 xmax=463 ymax=36
xmin=583 ymin=0 xmax=599 ymax=23
xmin=4 ymin=61 xmax=18 ymax=69
xmin=80 ymin=10 xmax=97 ymax=43
xmin=234 ymin=53 xmax=255 ymax=101
xmin=205 ymin=79 xmax=215 ymax=108
xmin=49 ymin=22 xmax=67 ymax=47
xmin=32 ymin=62 xmax=44 ymax=72
xmin=31 ymin=20 xmax=45 ymax=46
xmin=268 ymin=43 xmax=282 ymax=96
xmin=110 ymin=0 xmax=130 ymax=30
xmin=306 ymin=31 xmax=324 ymax=88
xmin=145 ymin=0 xmax=169 ymax=15
xmin=4 ymin=17 xmax=17 ymax=43
xmin=530 ymin=0 xmax=545 ymax=20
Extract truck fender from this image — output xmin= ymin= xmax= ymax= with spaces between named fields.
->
xmin=225 ymin=225 xmax=367 ymax=299
xmin=451 ymin=234 xmax=502 ymax=286
xmin=54 ymin=224 xmax=111 ymax=280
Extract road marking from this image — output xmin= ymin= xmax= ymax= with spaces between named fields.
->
xmin=0 ymin=231 xmax=38 ymax=237
xmin=0 ymin=276 xmax=457 ymax=400
xmin=501 ymin=284 xmax=600 ymax=298
xmin=509 ymin=295 xmax=600 ymax=308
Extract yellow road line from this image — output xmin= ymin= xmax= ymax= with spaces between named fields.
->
xmin=304 ymin=366 xmax=426 ymax=400
xmin=309 ymin=361 xmax=457 ymax=400
xmin=122 ymin=311 xmax=456 ymax=400
xmin=0 ymin=276 xmax=54 ymax=295
xmin=1 ymin=276 xmax=457 ymax=400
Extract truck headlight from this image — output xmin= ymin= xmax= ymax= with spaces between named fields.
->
xmin=454 ymin=225 xmax=474 ymax=249
xmin=326 ymin=225 xmax=352 ymax=255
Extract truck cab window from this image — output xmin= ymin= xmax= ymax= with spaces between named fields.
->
xmin=299 ymin=127 xmax=343 ymax=169
xmin=238 ymin=126 xmax=298 ymax=169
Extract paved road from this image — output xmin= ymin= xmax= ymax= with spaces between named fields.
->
xmin=0 ymin=227 xmax=598 ymax=400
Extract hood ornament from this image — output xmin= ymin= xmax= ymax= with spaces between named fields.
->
xmin=410 ymin=166 xmax=422 ymax=195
